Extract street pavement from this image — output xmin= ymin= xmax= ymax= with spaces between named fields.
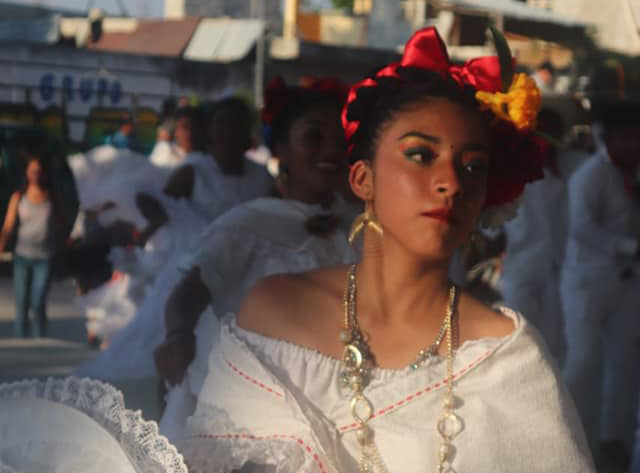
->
xmin=0 ymin=275 xmax=96 ymax=383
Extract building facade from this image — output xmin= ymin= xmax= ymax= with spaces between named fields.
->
xmin=533 ymin=0 xmax=640 ymax=55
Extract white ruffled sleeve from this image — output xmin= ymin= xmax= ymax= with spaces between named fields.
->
xmin=0 ymin=377 xmax=187 ymax=473
xmin=182 ymin=320 xmax=345 ymax=473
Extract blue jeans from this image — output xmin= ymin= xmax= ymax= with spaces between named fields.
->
xmin=13 ymin=254 xmax=53 ymax=338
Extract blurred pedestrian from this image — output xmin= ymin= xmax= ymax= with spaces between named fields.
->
xmin=149 ymin=118 xmax=185 ymax=168
xmin=561 ymin=100 xmax=640 ymax=468
xmin=0 ymin=154 xmax=67 ymax=337
xmin=532 ymin=60 xmax=556 ymax=94
xmin=500 ymin=108 xmax=568 ymax=363
xmin=106 ymin=114 xmax=137 ymax=151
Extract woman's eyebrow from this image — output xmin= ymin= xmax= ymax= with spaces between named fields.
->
xmin=398 ymin=131 xmax=441 ymax=143
xmin=459 ymin=143 xmax=490 ymax=154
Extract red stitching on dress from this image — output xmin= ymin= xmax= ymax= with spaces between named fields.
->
xmin=225 ymin=359 xmax=284 ymax=398
xmin=338 ymin=348 xmax=494 ymax=431
xmin=190 ymin=433 xmax=329 ymax=473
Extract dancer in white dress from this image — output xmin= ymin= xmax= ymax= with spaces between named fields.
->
xmin=74 ymin=192 xmax=207 ymax=377
xmin=561 ymin=99 xmax=640 ymax=466
xmin=149 ymin=119 xmax=186 ymax=169
xmin=0 ymin=376 xmax=187 ymax=473
xmin=500 ymin=108 xmax=568 ymax=363
xmin=182 ymin=27 xmax=594 ymax=472
xmin=163 ymin=102 xmax=273 ymax=223
xmin=73 ymin=100 xmax=272 ymax=350
xmin=156 ymin=77 xmax=357 ymax=444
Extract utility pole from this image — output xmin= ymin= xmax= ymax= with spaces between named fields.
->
xmin=254 ymin=0 xmax=266 ymax=109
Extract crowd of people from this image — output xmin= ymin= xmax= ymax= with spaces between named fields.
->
xmin=1 ymin=25 xmax=639 ymax=473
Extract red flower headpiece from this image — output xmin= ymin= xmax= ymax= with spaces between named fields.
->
xmin=262 ymin=76 xmax=349 ymax=126
xmin=341 ymin=27 xmax=547 ymax=215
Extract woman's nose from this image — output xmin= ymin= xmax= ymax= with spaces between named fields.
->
xmin=433 ymin=161 xmax=461 ymax=197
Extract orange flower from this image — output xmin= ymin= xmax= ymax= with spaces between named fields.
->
xmin=476 ymin=73 xmax=541 ymax=131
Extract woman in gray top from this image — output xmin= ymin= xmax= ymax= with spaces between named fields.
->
xmin=0 ymin=154 xmax=66 ymax=337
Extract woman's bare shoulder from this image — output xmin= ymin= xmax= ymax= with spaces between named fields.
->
xmin=236 ymin=265 xmax=349 ymax=338
xmin=458 ymin=292 xmax=515 ymax=342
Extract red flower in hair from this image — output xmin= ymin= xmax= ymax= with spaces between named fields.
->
xmin=484 ymin=122 xmax=549 ymax=208
xmin=263 ymin=76 xmax=349 ymax=126
xmin=342 ymin=27 xmax=547 ymax=213
xmin=262 ymin=77 xmax=290 ymax=126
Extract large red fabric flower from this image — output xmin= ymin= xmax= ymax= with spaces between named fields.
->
xmin=263 ymin=76 xmax=349 ymax=126
xmin=342 ymin=27 xmax=547 ymax=209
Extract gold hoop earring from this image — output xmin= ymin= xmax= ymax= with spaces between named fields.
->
xmin=348 ymin=201 xmax=384 ymax=245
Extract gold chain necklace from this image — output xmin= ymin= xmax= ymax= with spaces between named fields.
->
xmin=340 ymin=264 xmax=461 ymax=473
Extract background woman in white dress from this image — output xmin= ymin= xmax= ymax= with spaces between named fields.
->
xmin=155 ymin=77 xmax=357 ymax=443
xmin=182 ymin=27 xmax=594 ymax=473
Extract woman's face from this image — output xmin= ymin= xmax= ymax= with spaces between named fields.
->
xmin=174 ymin=116 xmax=193 ymax=153
xmin=26 ymin=159 xmax=44 ymax=186
xmin=365 ymin=97 xmax=489 ymax=261
xmin=278 ymin=104 xmax=347 ymax=202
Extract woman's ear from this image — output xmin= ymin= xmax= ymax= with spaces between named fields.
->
xmin=274 ymin=142 xmax=289 ymax=168
xmin=349 ymin=160 xmax=374 ymax=201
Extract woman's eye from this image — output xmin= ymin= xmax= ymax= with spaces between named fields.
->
xmin=403 ymin=147 xmax=435 ymax=164
xmin=463 ymin=158 xmax=489 ymax=175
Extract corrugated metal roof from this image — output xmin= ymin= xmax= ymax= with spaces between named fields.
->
xmin=88 ymin=17 xmax=200 ymax=57
xmin=184 ymin=18 xmax=264 ymax=62
xmin=437 ymin=0 xmax=589 ymax=27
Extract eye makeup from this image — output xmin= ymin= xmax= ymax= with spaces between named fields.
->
xmin=402 ymin=145 xmax=437 ymax=164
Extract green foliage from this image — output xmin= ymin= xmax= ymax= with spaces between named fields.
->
xmin=331 ymin=0 xmax=354 ymax=10
xmin=489 ymin=26 xmax=514 ymax=92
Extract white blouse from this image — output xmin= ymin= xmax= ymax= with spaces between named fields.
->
xmin=180 ymin=153 xmax=274 ymax=223
xmin=159 ymin=197 xmax=357 ymax=444
xmin=182 ymin=309 xmax=595 ymax=473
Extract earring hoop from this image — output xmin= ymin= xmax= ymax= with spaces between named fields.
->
xmin=348 ymin=201 xmax=383 ymax=245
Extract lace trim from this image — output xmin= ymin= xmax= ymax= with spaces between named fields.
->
xmin=184 ymin=405 xmax=331 ymax=473
xmin=0 ymin=377 xmax=187 ymax=473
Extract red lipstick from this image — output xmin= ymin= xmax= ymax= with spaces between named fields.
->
xmin=421 ymin=208 xmax=456 ymax=224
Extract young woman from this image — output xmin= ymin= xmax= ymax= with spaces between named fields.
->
xmin=155 ymin=77 xmax=358 ymax=443
xmin=181 ymin=28 xmax=594 ymax=472
xmin=163 ymin=103 xmax=273 ymax=223
xmin=0 ymin=155 xmax=66 ymax=337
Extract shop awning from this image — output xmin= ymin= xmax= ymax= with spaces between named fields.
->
xmin=183 ymin=18 xmax=264 ymax=63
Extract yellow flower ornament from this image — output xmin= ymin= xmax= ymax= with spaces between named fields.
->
xmin=475 ymin=73 xmax=541 ymax=131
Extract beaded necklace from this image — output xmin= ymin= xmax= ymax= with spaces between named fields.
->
xmin=340 ymin=264 xmax=461 ymax=473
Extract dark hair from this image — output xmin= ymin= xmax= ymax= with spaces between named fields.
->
xmin=211 ymin=97 xmax=252 ymax=125
xmin=344 ymin=67 xmax=484 ymax=163
xmin=538 ymin=61 xmax=554 ymax=74
xmin=175 ymin=106 xmax=208 ymax=152
xmin=591 ymin=99 xmax=640 ymax=133
xmin=268 ymin=88 xmax=344 ymax=153
xmin=22 ymin=153 xmax=54 ymax=193
xmin=536 ymin=107 xmax=566 ymax=140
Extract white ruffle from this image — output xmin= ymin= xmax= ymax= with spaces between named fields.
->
xmin=0 ymin=377 xmax=187 ymax=473
xmin=478 ymin=196 xmax=523 ymax=228
xmin=183 ymin=406 xmax=320 ymax=473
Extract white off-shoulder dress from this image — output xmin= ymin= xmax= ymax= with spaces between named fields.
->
xmin=159 ymin=197 xmax=357 ymax=442
xmin=182 ymin=309 xmax=595 ymax=473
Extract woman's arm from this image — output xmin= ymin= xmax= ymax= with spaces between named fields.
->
xmin=133 ymin=192 xmax=169 ymax=247
xmin=0 ymin=192 xmax=20 ymax=253
xmin=163 ymin=165 xmax=195 ymax=200
xmin=154 ymin=266 xmax=211 ymax=385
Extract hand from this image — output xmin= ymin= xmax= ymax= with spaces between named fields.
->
xmin=107 ymin=220 xmax=138 ymax=246
xmin=136 ymin=192 xmax=169 ymax=227
xmin=154 ymin=331 xmax=196 ymax=386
